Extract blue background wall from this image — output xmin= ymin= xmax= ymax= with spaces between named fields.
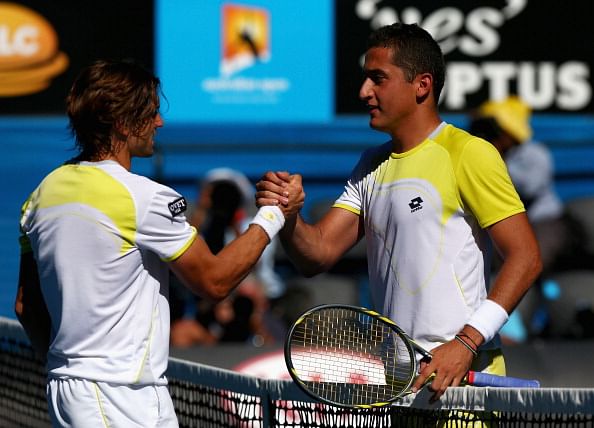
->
xmin=2 ymin=0 xmax=594 ymax=318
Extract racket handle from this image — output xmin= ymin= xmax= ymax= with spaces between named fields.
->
xmin=467 ymin=371 xmax=540 ymax=388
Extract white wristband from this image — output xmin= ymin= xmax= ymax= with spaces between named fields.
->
xmin=467 ymin=299 xmax=509 ymax=344
xmin=250 ymin=205 xmax=285 ymax=241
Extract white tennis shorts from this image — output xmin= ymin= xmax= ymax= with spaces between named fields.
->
xmin=47 ymin=377 xmax=179 ymax=427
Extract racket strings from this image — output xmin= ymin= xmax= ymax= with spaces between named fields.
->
xmin=289 ymin=307 xmax=416 ymax=406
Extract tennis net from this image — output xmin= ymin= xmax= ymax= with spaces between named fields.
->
xmin=1 ymin=316 xmax=593 ymax=427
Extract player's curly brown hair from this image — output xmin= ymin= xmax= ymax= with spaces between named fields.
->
xmin=66 ymin=59 xmax=161 ymax=161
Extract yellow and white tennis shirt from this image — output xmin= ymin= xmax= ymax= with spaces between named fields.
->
xmin=20 ymin=160 xmax=197 ymax=385
xmin=334 ymin=123 xmax=524 ymax=352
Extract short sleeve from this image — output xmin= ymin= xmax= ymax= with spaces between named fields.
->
xmin=333 ymin=143 xmax=391 ymax=215
xmin=333 ymin=176 xmax=363 ymax=215
xmin=135 ymin=187 xmax=197 ymax=262
xmin=457 ymin=139 xmax=525 ymax=228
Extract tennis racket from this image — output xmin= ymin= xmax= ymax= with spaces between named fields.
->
xmin=285 ymin=304 xmax=540 ymax=408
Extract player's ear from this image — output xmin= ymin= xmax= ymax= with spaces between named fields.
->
xmin=416 ymin=73 xmax=433 ymax=103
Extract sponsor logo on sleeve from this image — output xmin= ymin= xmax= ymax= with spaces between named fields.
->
xmin=168 ymin=197 xmax=187 ymax=217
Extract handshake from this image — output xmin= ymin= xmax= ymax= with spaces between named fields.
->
xmin=249 ymin=171 xmax=305 ymax=240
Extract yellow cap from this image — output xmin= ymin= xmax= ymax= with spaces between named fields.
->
xmin=478 ymin=96 xmax=532 ymax=143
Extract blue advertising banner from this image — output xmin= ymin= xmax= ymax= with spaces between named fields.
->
xmin=156 ymin=0 xmax=334 ymax=123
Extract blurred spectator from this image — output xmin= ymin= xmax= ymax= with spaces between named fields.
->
xmin=194 ymin=168 xmax=286 ymax=299
xmin=472 ymin=97 xmax=563 ymax=230
xmin=469 ymin=96 xmax=581 ymax=341
xmin=170 ymin=168 xmax=286 ymax=348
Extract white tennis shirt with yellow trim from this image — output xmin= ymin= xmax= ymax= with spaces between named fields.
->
xmin=334 ymin=123 xmax=525 ymax=352
xmin=19 ymin=160 xmax=197 ymax=385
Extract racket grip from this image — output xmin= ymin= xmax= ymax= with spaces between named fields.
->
xmin=467 ymin=371 xmax=540 ymax=388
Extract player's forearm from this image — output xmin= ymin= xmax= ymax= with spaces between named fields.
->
xmin=215 ymin=224 xmax=272 ymax=287
xmin=468 ymin=212 xmax=543 ymax=343
xmin=191 ymin=225 xmax=271 ymax=301
xmin=173 ymin=206 xmax=286 ymax=300
xmin=489 ymin=218 xmax=542 ymax=311
xmin=489 ymin=249 xmax=542 ymax=313
xmin=279 ymin=214 xmax=333 ymax=277
xmin=464 ymin=243 xmax=541 ymax=345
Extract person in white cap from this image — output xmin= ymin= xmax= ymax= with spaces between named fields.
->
xmin=472 ymin=96 xmax=564 ymax=226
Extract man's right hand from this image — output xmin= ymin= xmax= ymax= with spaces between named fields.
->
xmin=255 ymin=171 xmax=305 ymax=219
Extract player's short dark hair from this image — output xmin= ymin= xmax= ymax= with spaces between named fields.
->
xmin=66 ymin=59 xmax=161 ymax=161
xmin=367 ymin=23 xmax=445 ymax=102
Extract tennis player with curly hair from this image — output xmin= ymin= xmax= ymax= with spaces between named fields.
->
xmin=15 ymin=59 xmax=294 ymax=427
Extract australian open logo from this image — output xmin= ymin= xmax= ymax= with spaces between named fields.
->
xmin=408 ymin=196 xmax=424 ymax=213
xmin=201 ymin=3 xmax=289 ymax=104
xmin=220 ymin=3 xmax=270 ymax=77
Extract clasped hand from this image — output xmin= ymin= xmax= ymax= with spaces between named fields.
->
xmin=255 ymin=171 xmax=305 ymax=218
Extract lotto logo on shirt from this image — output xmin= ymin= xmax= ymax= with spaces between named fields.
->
xmin=408 ymin=197 xmax=424 ymax=213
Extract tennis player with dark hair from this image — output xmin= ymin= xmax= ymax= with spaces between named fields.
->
xmin=256 ymin=23 xmax=542 ymax=400
xmin=15 ymin=59 xmax=291 ymax=427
